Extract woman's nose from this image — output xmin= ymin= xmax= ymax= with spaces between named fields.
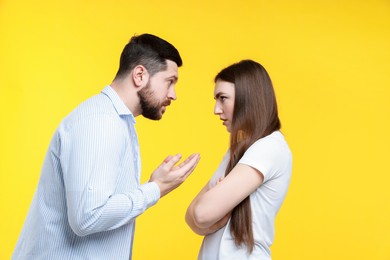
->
xmin=214 ymin=103 xmax=222 ymax=115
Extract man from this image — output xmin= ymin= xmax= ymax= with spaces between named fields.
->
xmin=13 ymin=34 xmax=200 ymax=259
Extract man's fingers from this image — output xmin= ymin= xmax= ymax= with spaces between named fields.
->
xmin=173 ymin=154 xmax=200 ymax=176
xmin=163 ymin=155 xmax=174 ymax=163
xmin=159 ymin=153 xmax=200 ymax=175
xmin=157 ymin=155 xmax=174 ymax=169
xmin=183 ymin=154 xmax=201 ymax=177
xmin=163 ymin=154 xmax=182 ymax=170
xmin=173 ymin=153 xmax=198 ymax=170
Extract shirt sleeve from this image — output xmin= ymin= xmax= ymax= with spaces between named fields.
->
xmin=59 ymin=114 xmax=160 ymax=236
xmin=238 ymin=134 xmax=290 ymax=183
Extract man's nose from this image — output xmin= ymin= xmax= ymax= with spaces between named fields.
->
xmin=168 ymin=87 xmax=177 ymax=100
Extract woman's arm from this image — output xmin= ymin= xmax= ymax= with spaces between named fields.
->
xmin=186 ymin=183 xmax=231 ymax=235
xmin=189 ymin=163 xmax=264 ymax=230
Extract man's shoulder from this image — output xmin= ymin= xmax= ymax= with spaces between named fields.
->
xmin=61 ymin=92 xmax=118 ymax=128
xmin=73 ymin=92 xmax=113 ymax=115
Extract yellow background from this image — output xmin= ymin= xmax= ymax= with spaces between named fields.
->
xmin=1 ymin=0 xmax=389 ymax=259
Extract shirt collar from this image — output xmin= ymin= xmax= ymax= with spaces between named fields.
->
xmin=101 ymin=86 xmax=136 ymax=124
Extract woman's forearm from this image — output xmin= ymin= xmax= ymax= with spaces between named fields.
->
xmin=186 ymin=204 xmax=230 ymax=235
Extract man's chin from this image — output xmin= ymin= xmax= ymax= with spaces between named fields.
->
xmin=156 ymin=107 xmax=167 ymax=119
xmin=142 ymin=112 xmax=163 ymax=121
xmin=142 ymin=106 xmax=166 ymax=121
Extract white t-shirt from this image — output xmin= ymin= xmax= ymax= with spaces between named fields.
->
xmin=199 ymin=131 xmax=292 ymax=260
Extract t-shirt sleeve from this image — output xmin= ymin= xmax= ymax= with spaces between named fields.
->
xmin=238 ymin=135 xmax=290 ymax=183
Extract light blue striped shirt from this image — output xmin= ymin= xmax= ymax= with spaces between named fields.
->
xmin=13 ymin=86 xmax=161 ymax=260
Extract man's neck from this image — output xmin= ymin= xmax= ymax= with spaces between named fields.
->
xmin=110 ymin=79 xmax=141 ymax=117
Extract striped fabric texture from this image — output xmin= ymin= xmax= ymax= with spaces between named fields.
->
xmin=13 ymin=86 xmax=160 ymax=260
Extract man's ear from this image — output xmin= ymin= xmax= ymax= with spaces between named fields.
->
xmin=132 ymin=65 xmax=149 ymax=88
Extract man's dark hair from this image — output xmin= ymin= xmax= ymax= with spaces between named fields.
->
xmin=115 ymin=33 xmax=182 ymax=79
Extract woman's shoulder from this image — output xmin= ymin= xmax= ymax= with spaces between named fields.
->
xmin=240 ymin=131 xmax=292 ymax=179
xmin=249 ymin=131 xmax=290 ymax=154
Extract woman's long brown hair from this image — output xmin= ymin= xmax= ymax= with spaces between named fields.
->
xmin=215 ymin=60 xmax=281 ymax=253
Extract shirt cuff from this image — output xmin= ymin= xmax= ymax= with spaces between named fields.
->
xmin=140 ymin=181 xmax=161 ymax=207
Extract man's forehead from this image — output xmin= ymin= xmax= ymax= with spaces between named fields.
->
xmin=163 ymin=60 xmax=179 ymax=77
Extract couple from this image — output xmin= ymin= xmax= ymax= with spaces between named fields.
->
xmin=13 ymin=34 xmax=292 ymax=260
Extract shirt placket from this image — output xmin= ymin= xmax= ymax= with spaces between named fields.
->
xmin=127 ymin=119 xmax=141 ymax=183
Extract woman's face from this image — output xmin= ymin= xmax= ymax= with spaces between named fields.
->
xmin=214 ymin=79 xmax=235 ymax=132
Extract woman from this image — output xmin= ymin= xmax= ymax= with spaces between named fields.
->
xmin=186 ymin=60 xmax=292 ymax=260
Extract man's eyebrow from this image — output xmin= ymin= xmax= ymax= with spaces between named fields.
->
xmin=168 ymin=75 xmax=178 ymax=82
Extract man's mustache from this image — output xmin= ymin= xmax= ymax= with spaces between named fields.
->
xmin=162 ymin=100 xmax=171 ymax=106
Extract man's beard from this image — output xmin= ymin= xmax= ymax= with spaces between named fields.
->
xmin=137 ymin=84 xmax=170 ymax=120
